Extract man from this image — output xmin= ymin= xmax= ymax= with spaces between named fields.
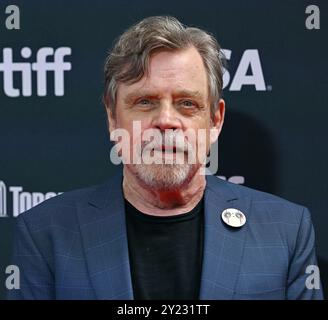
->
xmin=8 ymin=16 xmax=323 ymax=300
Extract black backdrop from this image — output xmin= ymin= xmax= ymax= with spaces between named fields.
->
xmin=0 ymin=0 xmax=327 ymax=299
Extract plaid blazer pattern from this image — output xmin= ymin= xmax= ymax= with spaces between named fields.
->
xmin=7 ymin=173 xmax=324 ymax=299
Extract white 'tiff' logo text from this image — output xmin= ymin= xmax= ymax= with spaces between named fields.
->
xmin=0 ymin=47 xmax=72 ymax=97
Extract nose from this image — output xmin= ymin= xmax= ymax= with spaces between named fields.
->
xmin=151 ymin=101 xmax=182 ymax=131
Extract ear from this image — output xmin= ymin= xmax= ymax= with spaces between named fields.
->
xmin=210 ymin=99 xmax=225 ymax=144
xmin=108 ymin=112 xmax=116 ymax=132
xmin=107 ymin=108 xmax=116 ymax=134
xmin=103 ymin=93 xmax=116 ymax=134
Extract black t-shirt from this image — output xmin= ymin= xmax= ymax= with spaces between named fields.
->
xmin=125 ymin=197 xmax=204 ymax=300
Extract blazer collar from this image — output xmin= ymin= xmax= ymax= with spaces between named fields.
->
xmin=77 ymin=172 xmax=134 ymax=299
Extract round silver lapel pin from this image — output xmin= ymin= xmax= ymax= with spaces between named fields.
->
xmin=221 ymin=208 xmax=246 ymax=228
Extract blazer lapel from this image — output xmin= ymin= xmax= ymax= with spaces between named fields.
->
xmin=76 ymin=172 xmax=134 ymax=300
xmin=76 ymin=172 xmax=251 ymax=300
xmin=199 ymin=176 xmax=252 ymax=299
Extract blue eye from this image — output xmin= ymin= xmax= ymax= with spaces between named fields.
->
xmin=181 ymin=100 xmax=195 ymax=107
xmin=137 ymin=99 xmax=152 ymax=106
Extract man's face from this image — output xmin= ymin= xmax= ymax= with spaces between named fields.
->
xmin=108 ymin=46 xmax=225 ymax=190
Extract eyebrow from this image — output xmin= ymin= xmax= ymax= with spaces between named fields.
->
xmin=123 ymin=89 xmax=206 ymax=104
xmin=174 ymin=90 xmax=205 ymax=100
xmin=123 ymin=91 xmax=159 ymax=104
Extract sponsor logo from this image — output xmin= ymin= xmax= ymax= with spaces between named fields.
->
xmin=0 ymin=180 xmax=7 ymax=217
xmin=0 ymin=47 xmax=72 ymax=97
xmin=0 ymin=180 xmax=61 ymax=217
xmin=222 ymin=49 xmax=267 ymax=91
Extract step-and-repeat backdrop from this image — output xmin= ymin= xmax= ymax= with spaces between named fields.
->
xmin=0 ymin=0 xmax=327 ymax=299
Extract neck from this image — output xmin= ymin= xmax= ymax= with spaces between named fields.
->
xmin=122 ymin=166 xmax=206 ymax=216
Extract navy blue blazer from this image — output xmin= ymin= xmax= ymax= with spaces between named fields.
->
xmin=7 ymin=173 xmax=324 ymax=299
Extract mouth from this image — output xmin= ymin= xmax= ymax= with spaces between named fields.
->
xmin=161 ymin=145 xmax=177 ymax=153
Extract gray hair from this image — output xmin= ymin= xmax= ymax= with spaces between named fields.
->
xmin=103 ymin=16 xmax=225 ymax=117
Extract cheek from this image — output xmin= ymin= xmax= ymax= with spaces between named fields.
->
xmin=116 ymin=113 xmax=149 ymax=139
xmin=126 ymin=121 xmax=151 ymax=154
xmin=192 ymin=118 xmax=213 ymax=146
xmin=197 ymin=130 xmax=212 ymax=156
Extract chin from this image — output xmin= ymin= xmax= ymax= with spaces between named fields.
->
xmin=134 ymin=163 xmax=199 ymax=191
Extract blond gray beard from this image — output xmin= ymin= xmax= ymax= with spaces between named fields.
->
xmin=132 ymin=163 xmax=198 ymax=191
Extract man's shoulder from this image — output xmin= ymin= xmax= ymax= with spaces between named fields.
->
xmin=207 ymin=175 xmax=310 ymax=222
xmin=207 ymin=175 xmax=297 ymax=203
xmin=16 ymin=179 xmax=111 ymax=225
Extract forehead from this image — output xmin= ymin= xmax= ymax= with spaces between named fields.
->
xmin=117 ymin=46 xmax=209 ymax=98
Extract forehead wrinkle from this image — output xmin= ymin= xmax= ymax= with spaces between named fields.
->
xmin=123 ymin=87 xmax=206 ymax=105
xmin=118 ymin=50 xmax=209 ymax=104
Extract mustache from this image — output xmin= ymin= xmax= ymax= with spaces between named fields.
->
xmin=141 ymin=131 xmax=193 ymax=153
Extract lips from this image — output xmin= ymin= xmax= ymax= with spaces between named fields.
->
xmin=161 ymin=145 xmax=176 ymax=152
xmin=143 ymin=142 xmax=188 ymax=153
